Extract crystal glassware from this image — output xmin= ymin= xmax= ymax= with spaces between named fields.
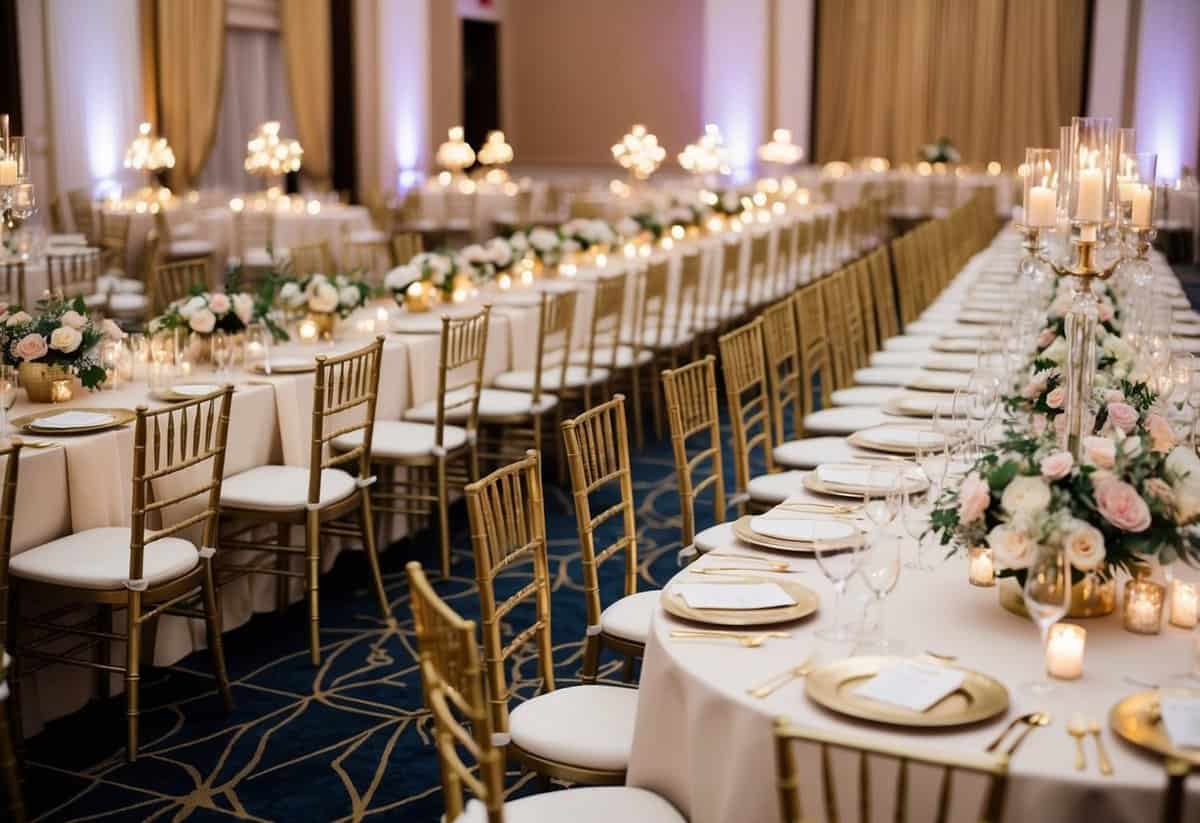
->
xmin=211 ymin=330 xmax=231 ymax=376
xmin=1023 ymin=545 xmax=1071 ymax=694
xmin=813 ymin=535 xmax=864 ymax=644
xmin=857 ymin=531 xmax=903 ymax=653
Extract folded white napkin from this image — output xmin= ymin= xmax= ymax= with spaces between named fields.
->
xmin=750 ymin=516 xmax=857 ymax=542
xmin=32 ymin=411 xmax=114 ymax=429
xmin=171 ymin=383 xmax=221 ymax=397
xmin=1160 ymin=697 xmax=1200 ymax=749
xmin=855 ymin=661 xmax=965 ymax=712
xmin=672 ymin=582 xmax=796 ymax=611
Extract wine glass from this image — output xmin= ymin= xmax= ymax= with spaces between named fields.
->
xmin=862 ymin=465 xmax=900 ymax=531
xmin=857 ymin=532 xmax=903 ymax=653
xmin=813 ymin=535 xmax=864 ymax=644
xmin=244 ymin=322 xmax=272 ymax=375
xmin=211 ymin=330 xmax=231 ymax=376
xmin=0 ymin=365 xmax=17 ymax=438
xmin=1022 ymin=545 xmax=1071 ymax=694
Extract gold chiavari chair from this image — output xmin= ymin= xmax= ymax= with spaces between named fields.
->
xmin=564 ymin=271 xmax=627 ymax=409
xmin=0 ymin=440 xmax=21 ymax=686
xmin=288 ymin=240 xmax=334 ymax=277
xmin=891 ymin=232 xmax=918 ymax=330
xmin=819 ymin=271 xmax=851 ymax=390
xmin=597 ymin=267 xmax=657 ymax=449
xmin=98 ymin=211 xmax=132 ymax=275
xmin=868 ymin=246 xmax=900 ymax=342
xmin=341 ymin=225 xmax=393 ymax=285
xmin=391 ymin=231 xmax=423 ymax=265
xmin=0 ymin=261 xmax=25 ymax=307
xmin=232 ymin=208 xmax=279 ymax=271
xmin=715 ymin=238 xmax=749 ymax=331
xmin=153 ymin=257 xmax=209 ymax=312
xmin=841 ymin=266 xmax=870 ymax=376
xmin=718 ymin=319 xmax=805 ymax=512
xmin=794 ymin=283 xmax=833 ymax=415
xmin=217 ymin=339 xmax=394 ymax=665
xmin=773 ymin=719 xmax=1010 ymax=823
xmin=484 ymin=290 xmax=577 ymax=475
xmin=640 ymin=250 xmax=704 ymax=381
xmin=7 ymin=393 xmax=235 ymax=762
xmin=562 ymin=395 xmax=654 ymax=683
xmin=662 ymin=356 xmax=730 ymax=559
xmin=1164 ymin=757 xmax=1193 ymax=823
xmin=465 ymin=450 xmax=639 ymax=786
xmin=775 ymin=218 xmax=801 ymax=296
xmin=811 ymin=213 xmax=832 ymax=276
xmin=851 ymin=258 xmax=879 ymax=355
xmin=153 ymin=209 xmax=215 ymax=264
xmin=760 ymin=299 xmax=804 ymax=446
xmin=746 ymin=230 xmax=772 ymax=310
xmin=407 ymin=561 xmax=686 ymax=823
xmin=625 ymin=257 xmax=671 ymax=437
xmin=345 ymin=309 xmax=489 ymax=578
xmin=67 ymin=189 xmax=96 ymax=243
xmin=46 ymin=248 xmax=103 ymax=306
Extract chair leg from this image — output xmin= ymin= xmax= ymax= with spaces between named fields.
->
xmin=580 ymin=633 xmax=601 ymax=685
xmin=436 ymin=458 xmax=451 ymax=578
xmin=628 ymin=365 xmax=645 ymax=450
xmin=304 ymin=510 xmax=322 ymax=666
xmin=125 ymin=590 xmax=143 ymax=763
xmin=621 ymin=655 xmax=637 ymax=683
xmin=96 ymin=605 xmax=112 ymax=699
xmin=650 ymin=359 xmax=664 ymax=439
xmin=201 ymin=558 xmax=234 ymax=713
xmin=5 ymin=580 xmax=23 ymax=761
xmin=275 ymin=523 xmax=290 ymax=614
xmin=358 ymin=492 xmax=395 ymax=629
xmin=0 ymin=703 xmax=24 ymax=823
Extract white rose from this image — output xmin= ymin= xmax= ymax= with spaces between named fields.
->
xmin=338 ymin=286 xmax=361 ymax=309
xmin=1000 ymin=475 xmax=1051 ymax=516
xmin=508 ymin=231 xmax=529 ymax=252
xmin=279 ymin=282 xmax=304 ymax=308
xmin=616 ymin=217 xmax=640 ymax=237
xmin=232 ymin=293 xmax=255 ymax=325
xmin=529 ymin=227 xmax=558 ymax=252
xmin=48 ymin=325 xmax=82 ymax=353
xmin=6 ymin=311 xmax=31 ymax=327
xmin=560 ymin=239 xmax=581 ymax=255
xmin=1102 ymin=335 xmax=1134 ymax=365
xmin=1043 ymin=337 xmax=1068 ymax=365
xmin=461 ymin=244 xmax=489 ymax=265
xmin=1166 ymin=446 xmax=1200 ymax=520
xmin=986 ymin=525 xmax=1036 ymax=570
xmin=101 ymin=318 xmax=125 ymax=341
xmin=385 ymin=265 xmax=419 ymax=292
xmin=188 ymin=308 xmax=216 ymax=334
xmin=60 ymin=310 xmax=87 ymax=329
xmin=208 ymin=292 xmax=231 ymax=315
xmin=309 ymin=283 xmax=339 ymax=313
xmin=1062 ymin=520 xmax=1106 ymax=571
xmin=485 ymin=237 xmax=512 ymax=267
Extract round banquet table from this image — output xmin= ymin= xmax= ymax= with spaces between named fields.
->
xmin=628 ymin=516 xmax=1200 ymax=822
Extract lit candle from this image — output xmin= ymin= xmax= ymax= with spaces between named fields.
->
xmin=520 ymin=268 xmax=534 ymax=286
xmin=671 ymin=225 xmax=685 ymax=240
xmin=967 ymin=546 xmax=995 ymax=587
xmin=1123 ymin=578 xmax=1165 ymax=634
xmin=1076 ymin=168 xmax=1104 ymax=222
xmin=1027 ymin=185 xmax=1057 ymax=227
xmin=595 ymin=253 xmax=607 ymax=268
xmin=796 ymin=189 xmax=810 ymax=206
xmin=1170 ymin=580 xmax=1199 ymax=628
xmin=559 ymin=263 xmax=577 ymax=277
xmin=0 ymin=158 xmax=17 ymax=186
xmin=1131 ymin=185 xmax=1152 ymax=227
xmin=50 ymin=379 xmax=72 ymax=403
xmin=298 ymin=320 xmax=319 ymax=343
xmin=1045 ymin=623 xmax=1086 ymax=680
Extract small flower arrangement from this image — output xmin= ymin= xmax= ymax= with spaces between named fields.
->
xmin=385 ymin=252 xmax=466 ymax=303
xmin=149 ymin=289 xmax=257 ymax=337
xmin=277 ymin=272 xmax=371 ymax=319
xmin=560 ymin=218 xmax=616 ymax=250
xmin=919 ymin=137 xmax=961 ymax=164
xmin=0 ymin=295 xmax=121 ymax=390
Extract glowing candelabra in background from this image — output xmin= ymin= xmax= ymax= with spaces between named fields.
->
xmin=476 ymin=130 xmax=513 ymax=183
xmin=612 ymin=124 xmax=665 ymax=182
xmin=757 ymin=128 xmax=803 ymax=167
xmin=124 ymin=122 xmax=176 ymax=205
xmin=245 ymin=121 xmax=303 ymax=193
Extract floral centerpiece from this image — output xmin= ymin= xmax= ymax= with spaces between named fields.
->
xmin=277 ymin=272 xmax=371 ymax=337
xmin=919 ymin=137 xmax=961 ymax=165
xmin=149 ymin=288 xmax=259 ymax=362
xmin=0 ymin=295 xmax=123 ymax=400
xmin=384 ymin=251 xmax=479 ymax=312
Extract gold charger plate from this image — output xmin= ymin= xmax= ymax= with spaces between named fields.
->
xmin=249 ymin=357 xmax=315 ymax=375
xmin=806 ymin=655 xmax=1009 ymax=728
xmin=150 ymin=382 xmax=227 ymax=402
xmin=932 ymin=339 xmax=999 ymax=354
xmin=906 ymin=375 xmax=968 ymax=394
xmin=663 ymin=576 xmax=819 ymax=627
xmin=847 ymin=426 xmax=945 ymax=456
xmin=803 ymin=469 xmax=928 ymax=499
xmin=14 ymin=407 xmax=136 ymax=435
xmin=1110 ymin=688 xmax=1200 ymax=767
xmin=731 ymin=515 xmax=862 ymax=554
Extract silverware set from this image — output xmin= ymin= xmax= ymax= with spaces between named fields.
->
xmin=1068 ymin=713 xmax=1114 ymax=775
xmin=984 ymin=711 xmax=1051 ymax=756
xmin=669 ymin=629 xmax=790 ymax=648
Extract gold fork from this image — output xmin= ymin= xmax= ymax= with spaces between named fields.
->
xmin=670 ymin=630 xmax=784 ymax=647
xmin=746 ymin=659 xmax=815 ymax=698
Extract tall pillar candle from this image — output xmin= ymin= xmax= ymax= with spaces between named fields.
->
xmin=1076 ymin=168 xmax=1104 ymax=222
xmin=1131 ymin=185 xmax=1152 ymax=227
xmin=1028 ymin=186 xmax=1057 ymax=227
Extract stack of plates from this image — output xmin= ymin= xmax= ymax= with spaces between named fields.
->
xmin=14 ymin=408 xmax=135 ymax=434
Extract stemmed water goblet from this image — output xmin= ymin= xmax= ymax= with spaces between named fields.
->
xmin=813 ymin=535 xmax=865 ymax=644
xmin=857 ymin=530 xmax=904 ymax=654
xmin=1022 ymin=544 xmax=1071 ymax=694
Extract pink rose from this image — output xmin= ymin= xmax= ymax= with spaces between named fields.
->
xmin=1146 ymin=414 xmax=1177 ymax=454
xmin=1106 ymin=402 xmax=1138 ymax=433
xmin=1095 ymin=479 xmax=1152 ymax=532
xmin=1032 ymin=414 xmax=1048 ymax=436
xmin=1144 ymin=477 xmax=1175 ymax=507
xmin=1021 ymin=379 xmax=1043 ymax=400
xmin=60 ymin=310 xmax=87 ymax=330
xmin=11 ymin=333 xmax=47 ymax=361
xmin=1046 ymin=386 xmax=1066 ymax=409
xmin=1083 ymin=435 xmax=1117 ymax=469
xmin=957 ymin=473 xmax=991 ymax=526
xmin=1038 ymin=328 xmax=1056 ymax=349
xmin=1040 ymin=451 xmax=1074 ymax=480
xmin=1098 ymin=302 xmax=1114 ymax=323
xmin=100 ymin=318 xmax=125 ymax=341
xmin=208 ymin=293 xmax=231 ymax=314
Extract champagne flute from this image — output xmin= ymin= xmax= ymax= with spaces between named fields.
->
xmin=814 ymin=535 xmax=864 ymax=644
xmin=1022 ymin=544 xmax=1071 ymax=694
xmin=0 ymin=365 xmax=16 ymax=438
xmin=862 ymin=464 xmax=900 ymax=531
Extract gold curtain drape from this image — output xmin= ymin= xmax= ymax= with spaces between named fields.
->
xmin=815 ymin=0 xmax=1088 ymax=166
xmin=152 ymin=0 xmax=225 ymax=190
xmin=280 ymin=0 xmax=331 ymax=189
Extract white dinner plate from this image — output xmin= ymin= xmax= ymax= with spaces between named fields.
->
xmin=749 ymin=516 xmax=858 ymax=543
xmin=250 ymin=356 xmax=314 ymax=374
xmin=30 ymin=411 xmax=114 ymax=430
xmin=855 ymin=426 xmax=945 ymax=449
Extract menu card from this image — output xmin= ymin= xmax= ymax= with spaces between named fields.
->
xmin=855 ymin=662 xmax=965 ymax=712
xmin=1160 ymin=697 xmax=1200 ymax=749
xmin=672 ymin=583 xmax=796 ymax=611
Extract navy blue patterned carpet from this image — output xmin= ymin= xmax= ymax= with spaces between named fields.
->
xmin=16 ymin=420 xmax=723 ymax=822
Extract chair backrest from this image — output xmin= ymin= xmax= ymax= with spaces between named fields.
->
xmin=669 ymin=250 xmax=703 ymax=344
xmin=233 ymin=209 xmax=276 ymax=260
xmin=718 ymin=319 xmax=774 ymax=508
xmin=811 ymin=214 xmax=831 ymax=274
xmin=794 ymin=219 xmax=814 ymax=285
xmin=67 ymin=189 xmax=96 ymax=242
xmin=154 ymin=258 xmax=209 ymax=312
xmin=0 ymin=441 xmax=22 ymax=648
xmin=406 ymin=561 xmax=505 ymax=823
xmin=342 ymin=237 xmax=392 ymax=284
xmin=820 ymin=271 xmax=851 ymax=390
xmin=760 ymin=299 xmax=803 ymax=446
xmin=465 ymin=450 xmax=554 ymax=735
xmin=391 ymin=231 xmax=423 ymax=265
xmin=99 ymin=212 xmax=131 ymax=257
xmin=840 ymin=265 xmax=870 ymax=373
xmin=579 ymin=272 xmax=627 ymax=377
xmin=716 ymin=238 xmax=743 ymax=323
xmin=561 ymin=396 xmax=638 ymax=631
xmin=290 ymin=240 xmax=334 ymax=277
xmin=632 ymin=257 xmax=669 ymax=351
xmin=130 ymin=387 xmax=235 ymax=587
xmin=868 ymin=246 xmax=900 ymax=341
xmin=793 ymin=284 xmax=833 ymax=418
xmin=661 ymin=356 xmax=725 ymax=549
xmin=747 ymin=231 xmax=771 ymax=307
xmin=529 ymin=289 xmax=577 ymax=403
xmin=46 ymin=249 xmax=102 ymax=303
xmin=773 ymin=719 xmax=1009 ymax=823
xmin=433 ymin=307 xmax=490 ymax=448
xmin=153 ymin=209 xmax=176 ymax=245
xmin=851 ymin=259 xmax=879 ymax=354
xmin=777 ymin=219 xmax=800 ymax=294
xmin=308 ymin=337 xmax=385 ymax=504
xmin=0 ymin=262 xmax=25 ymax=307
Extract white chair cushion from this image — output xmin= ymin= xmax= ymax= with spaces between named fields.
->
xmin=83 ymin=293 xmax=108 ymax=309
xmin=773 ymin=437 xmax=858 ymax=469
xmin=493 ymin=365 xmax=610 ymax=392
xmin=870 ymin=349 xmax=931 ymax=368
xmin=332 ymin=420 xmax=468 ymax=459
xmin=853 ymin=367 xmax=923 ymax=386
xmin=803 ymin=406 xmax=891 ymax=436
xmin=96 ymin=274 xmax=145 ymax=294
xmin=883 ymin=335 xmax=939 ymax=352
xmin=694 ymin=521 xmax=736 ymax=554
xmin=221 ymin=465 xmax=357 ymax=511
xmin=348 ymin=229 xmax=389 ymax=244
xmin=10 ymin=526 xmax=198 ymax=590
xmin=748 ymin=470 xmax=808 ymax=504
xmin=569 ymin=345 xmax=653 ymax=369
xmin=243 ymin=247 xmax=278 ymax=267
xmin=167 ymin=240 xmax=215 ymax=257
xmin=453 ymin=787 xmax=686 ymax=823
xmin=406 ymin=389 xmax=558 ymax=424
xmin=600 ymin=590 xmax=659 ymax=644
xmin=831 ymin=386 xmax=903 ymax=407
xmin=508 ymin=684 xmax=637 ymax=772
xmin=108 ymin=293 xmax=148 ymax=313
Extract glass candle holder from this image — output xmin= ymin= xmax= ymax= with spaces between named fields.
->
xmin=1115 ymin=152 xmax=1157 ymax=229
xmin=967 ymin=546 xmax=995 ymax=587
xmin=50 ymin=378 xmax=72 ymax=403
xmin=1123 ymin=578 xmax=1165 ymax=634
xmin=1022 ymin=148 xmax=1060 ymax=228
xmin=1045 ymin=623 xmax=1086 ymax=680
xmin=1068 ymin=116 xmax=1114 ymax=236
xmin=1170 ymin=580 xmax=1199 ymax=629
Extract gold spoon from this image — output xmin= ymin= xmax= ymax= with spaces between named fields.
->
xmin=1087 ymin=719 xmax=1114 ymax=776
xmin=1068 ymin=714 xmax=1088 ymax=771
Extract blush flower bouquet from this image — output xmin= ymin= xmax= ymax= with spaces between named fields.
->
xmin=0 ymin=295 xmax=121 ymax=390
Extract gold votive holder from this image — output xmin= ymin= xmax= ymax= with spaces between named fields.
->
xmin=967 ymin=546 xmax=995 ymax=587
xmin=1123 ymin=578 xmax=1165 ymax=634
xmin=1170 ymin=580 xmax=1199 ymax=629
xmin=1045 ymin=623 xmax=1086 ymax=680
xmin=50 ymin=378 xmax=73 ymax=403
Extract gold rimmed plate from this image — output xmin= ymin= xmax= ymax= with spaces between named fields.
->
xmin=933 ymin=338 xmax=999 ymax=354
xmin=803 ymin=466 xmax=928 ymax=499
xmin=150 ymin=382 xmax=226 ymax=402
xmin=806 ymin=656 xmax=1009 ymax=728
xmin=663 ymin=576 xmax=819 ymax=627
xmin=249 ymin=357 xmax=315 ymax=375
xmin=731 ymin=515 xmax=862 ymax=554
xmin=848 ymin=425 xmax=947 ymax=455
xmin=1110 ymin=688 xmax=1200 ymax=767
xmin=14 ymin=407 xmax=136 ymax=435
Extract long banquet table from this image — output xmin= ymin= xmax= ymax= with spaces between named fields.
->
xmin=627 ymin=230 xmax=1200 ymax=822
